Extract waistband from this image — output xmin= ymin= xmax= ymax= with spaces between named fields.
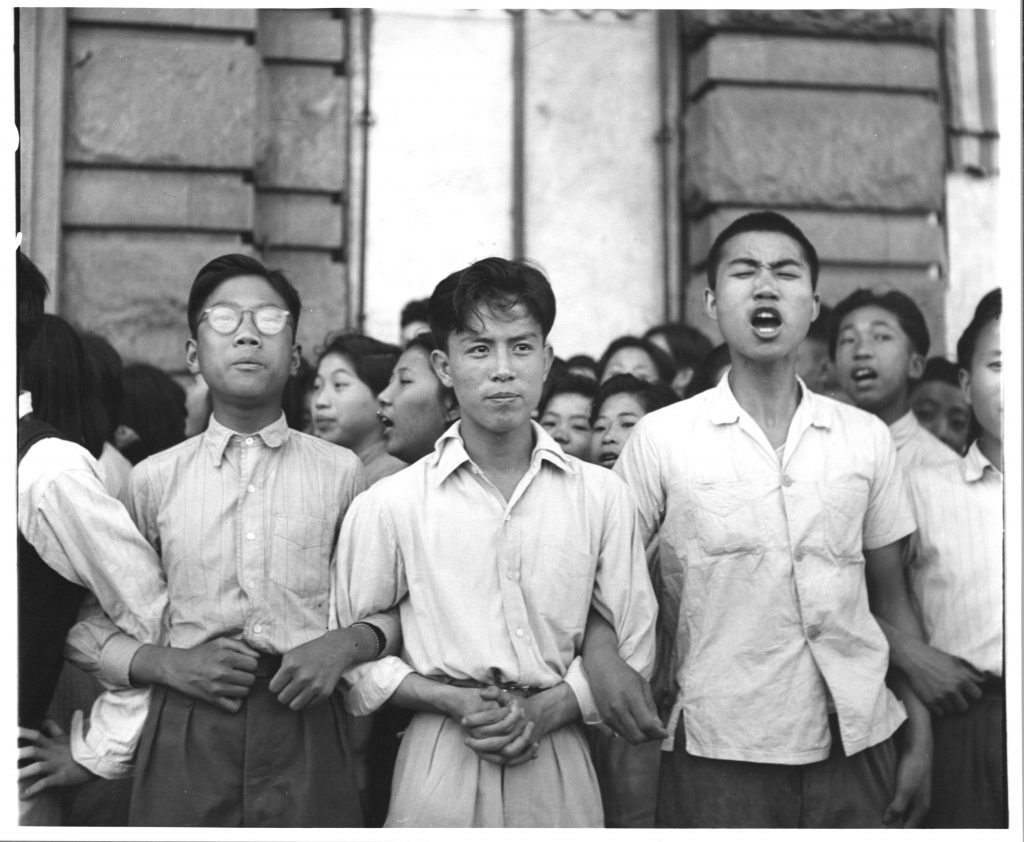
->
xmin=253 ymin=654 xmax=283 ymax=678
xmin=978 ymin=675 xmax=1004 ymax=697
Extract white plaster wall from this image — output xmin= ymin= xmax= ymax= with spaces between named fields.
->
xmin=943 ymin=172 xmax=999 ymax=356
xmin=362 ymin=10 xmax=514 ymax=345
xmin=523 ymin=11 xmax=664 ymax=360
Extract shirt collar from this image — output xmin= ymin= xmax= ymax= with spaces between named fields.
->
xmin=962 ymin=440 xmax=999 ymax=483
xmin=203 ymin=412 xmax=290 ymax=467
xmin=888 ymin=410 xmax=919 ymax=449
xmin=429 ymin=419 xmax=574 ymax=486
xmin=708 ymin=372 xmax=832 ymax=430
xmin=19 ymin=391 xmax=32 ymax=419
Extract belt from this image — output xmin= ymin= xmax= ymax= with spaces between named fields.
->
xmin=253 ymin=654 xmax=283 ymax=678
xmin=436 ymin=676 xmax=544 ymax=698
xmin=978 ymin=675 xmax=1004 ymax=697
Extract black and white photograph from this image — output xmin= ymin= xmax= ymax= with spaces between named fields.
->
xmin=7 ymin=3 xmax=1021 ymax=834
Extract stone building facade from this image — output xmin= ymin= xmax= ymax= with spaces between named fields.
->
xmin=16 ymin=7 xmax=1001 ymax=371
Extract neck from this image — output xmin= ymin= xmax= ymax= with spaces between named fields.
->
xmin=977 ymin=431 xmax=1003 ymax=472
xmin=354 ymin=435 xmax=390 ymax=468
xmin=875 ymin=392 xmax=911 ymax=427
xmin=459 ymin=418 xmax=535 ymax=478
xmin=728 ymin=357 xmax=802 ymax=435
xmin=211 ymin=402 xmax=282 ymax=435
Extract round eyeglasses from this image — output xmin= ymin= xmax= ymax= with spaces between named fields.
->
xmin=199 ymin=304 xmax=292 ymax=337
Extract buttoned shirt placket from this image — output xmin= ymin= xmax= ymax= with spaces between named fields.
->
xmin=234 ymin=432 xmax=269 ymax=645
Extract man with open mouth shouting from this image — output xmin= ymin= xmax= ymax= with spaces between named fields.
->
xmin=613 ymin=211 xmax=932 ymax=828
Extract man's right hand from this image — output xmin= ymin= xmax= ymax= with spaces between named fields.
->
xmin=129 ymin=638 xmax=259 ymax=713
xmin=897 ymin=636 xmax=985 ymax=715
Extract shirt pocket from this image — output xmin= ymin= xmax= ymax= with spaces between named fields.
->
xmin=688 ymin=481 xmax=763 ymax=559
xmin=818 ymin=478 xmax=870 ymax=562
xmin=532 ymin=545 xmax=593 ymax=634
xmin=270 ymin=513 xmax=332 ymax=598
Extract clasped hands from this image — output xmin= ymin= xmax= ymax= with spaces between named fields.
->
xmin=452 ymin=685 xmax=549 ymax=767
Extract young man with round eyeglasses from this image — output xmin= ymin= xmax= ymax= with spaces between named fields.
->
xmin=25 ymin=254 xmax=397 ymax=826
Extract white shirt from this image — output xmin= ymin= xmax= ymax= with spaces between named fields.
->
xmin=335 ymin=421 xmax=657 ymax=720
xmin=615 ymin=376 xmax=915 ymax=763
xmin=889 ymin=410 xmax=960 ymax=470
xmin=907 ymin=442 xmax=1003 ymax=675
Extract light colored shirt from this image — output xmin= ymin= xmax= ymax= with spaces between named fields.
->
xmin=889 ymin=410 xmax=960 ymax=470
xmin=17 ymin=393 xmax=167 ymax=652
xmin=71 ymin=413 xmax=398 ymax=778
xmin=98 ymin=441 xmax=133 ymax=499
xmin=615 ymin=376 xmax=915 ymax=764
xmin=335 ymin=421 xmax=657 ymax=720
xmin=906 ymin=442 xmax=1003 ymax=675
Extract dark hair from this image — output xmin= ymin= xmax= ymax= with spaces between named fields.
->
xmin=565 ymin=354 xmax=598 ymax=375
xmin=21 ymin=314 xmax=105 ymax=458
xmin=400 ymin=331 xmax=459 ymax=410
xmin=591 ymin=373 xmax=679 ymax=425
xmin=187 ymin=253 xmax=301 ymax=338
xmin=400 ymin=297 xmax=430 ymax=328
xmin=643 ymin=322 xmax=714 ymax=369
xmin=118 ymin=363 xmax=187 ymax=465
xmin=597 ymin=335 xmax=676 ymax=385
xmin=957 ymin=288 xmax=1001 ymax=371
xmin=316 ymin=332 xmax=402 ymax=396
xmin=17 ymin=250 xmax=50 ymax=358
xmin=80 ymin=332 xmax=124 ymax=443
xmin=828 ymin=288 xmax=930 ymax=360
xmin=428 ymin=258 xmax=556 ymax=348
xmin=706 ymin=211 xmax=819 ymax=291
xmin=281 ymin=354 xmax=316 ymax=431
xmin=916 ymin=356 xmax=961 ymax=388
xmin=538 ymin=372 xmax=599 ymax=417
xmin=685 ymin=342 xmax=732 ymax=398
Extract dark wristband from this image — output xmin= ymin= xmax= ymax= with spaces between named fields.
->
xmin=352 ymin=621 xmax=386 ymax=659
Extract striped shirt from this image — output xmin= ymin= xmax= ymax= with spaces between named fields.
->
xmin=889 ymin=410 xmax=960 ymax=470
xmin=906 ymin=442 xmax=1003 ymax=675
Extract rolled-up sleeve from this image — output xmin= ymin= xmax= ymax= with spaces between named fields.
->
xmin=70 ymin=687 xmax=151 ymax=779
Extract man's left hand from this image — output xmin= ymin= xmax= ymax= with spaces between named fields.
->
xmin=270 ymin=629 xmax=364 ymax=710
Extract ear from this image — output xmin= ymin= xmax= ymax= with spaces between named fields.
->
xmin=703 ymin=288 xmax=717 ymax=320
xmin=810 ymin=293 xmax=821 ymax=323
xmin=958 ymin=366 xmax=972 ymax=404
xmin=185 ymin=338 xmax=200 ymax=375
xmin=430 ymin=348 xmax=454 ymax=388
xmin=290 ymin=343 xmax=302 ymax=377
xmin=542 ymin=342 xmax=554 ymax=381
xmin=442 ymin=391 xmax=460 ymax=422
xmin=908 ymin=352 xmax=925 ymax=380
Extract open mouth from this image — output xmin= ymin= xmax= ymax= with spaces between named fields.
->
xmin=377 ymin=411 xmax=394 ymax=431
xmin=851 ymin=366 xmax=877 ymax=384
xmin=750 ymin=307 xmax=782 ymax=338
xmin=598 ymin=450 xmax=619 ymax=466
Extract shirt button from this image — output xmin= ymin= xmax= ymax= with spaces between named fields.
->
xmin=248 ymin=484 xmax=256 ymax=493
xmin=254 ymin=624 xmax=263 ymax=634
xmin=807 ymin=625 xmax=821 ymax=641
xmin=245 ymin=437 xmax=254 ymax=445
xmin=246 ymin=580 xmax=256 ymax=590
xmin=781 ymin=475 xmax=794 ymax=487
xmin=246 ymin=532 xmax=256 ymax=540
xmin=504 ymin=514 xmax=511 ymax=523
xmin=515 ymin=628 xmax=524 ymax=638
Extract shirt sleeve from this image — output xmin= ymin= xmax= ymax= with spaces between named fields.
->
xmin=63 ymin=595 xmax=144 ymax=689
xmin=590 ymin=474 xmax=658 ymax=681
xmin=333 ymin=488 xmax=410 ymax=710
xmin=18 ymin=438 xmax=168 ymax=647
xmin=863 ymin=421 xmax=918 ymax=550
xmin=613 ymin=417 xmax=667 ymax=551
xmin=70 ymin=687 xmax=151 ymax=779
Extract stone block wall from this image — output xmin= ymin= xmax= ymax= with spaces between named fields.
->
xmin=680 ymin=9 xmax=951 ymax=355
xmin=45 ymin=8 xmax=353 ymax=373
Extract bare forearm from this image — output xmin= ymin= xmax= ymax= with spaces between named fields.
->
xmin=391 ymin=674 xmax=466 ymax=719
xmin=581 ymin=608 xmax=619 ymax=666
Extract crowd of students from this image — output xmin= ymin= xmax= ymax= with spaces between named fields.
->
xmin=16 ymin=209 xmax=1004 ymax=829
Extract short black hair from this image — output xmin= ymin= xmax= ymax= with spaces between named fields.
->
xmin=643 ymin=322 xmax=714 ymax=369
xmin=80 ymin=332 xmax=124 ymax=443
xmin=538 ymin=372 xmax=599 ymax=418
xmin=428 ymin=258 xmax=556 ymax=349
xmin=806 ymin=303 xmax=833 ymax=345
xmin=316 ymin=332 xmax=402 ymax=396
xmin=400 ymin=297 xmax=430 ymax=328
xmin=706 ymin=211 xmax=819 ymax=291
xmin=597 ymin=335 xmax=676 ymax=385
xmin=916 ymin=356 xmax=961 ymax=388
xmin=828 ymin=288 xmax=930 ymax=360
xmin=685 ymin=342 xmax=732 ymax=398
xmin=118 ymin=363 xmax=187 ymax=465
xmin=17 ymin=249 xmax=50 ymax=357
xmin=590 ymin=373 xmax=679 ymax=426
xmin=956 ymin=288 xmax=1001 ymax=371
xmin=187 ymin=253 xmax=301 ymax=338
